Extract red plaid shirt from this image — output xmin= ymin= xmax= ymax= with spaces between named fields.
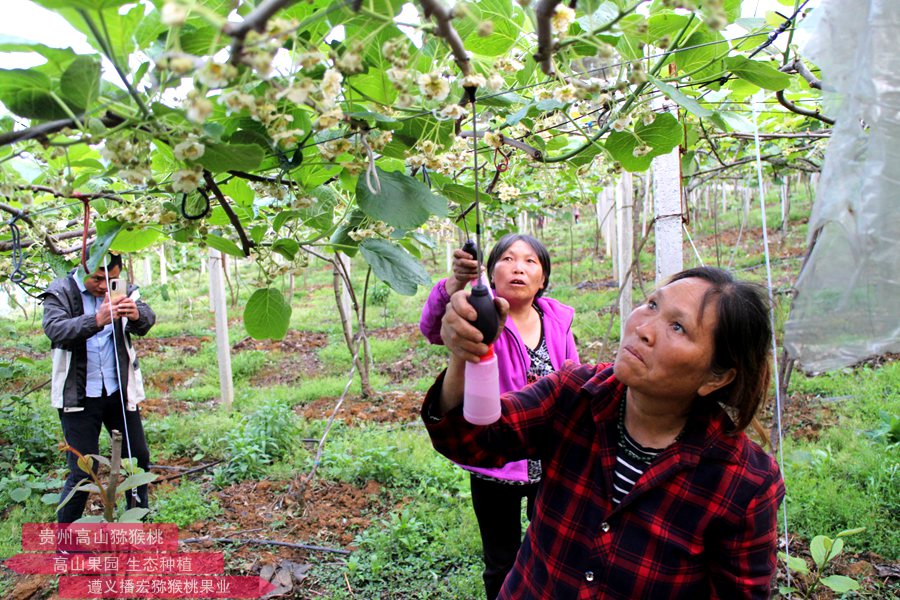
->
xmin=423 ymin=362 xmax=784 ymax=599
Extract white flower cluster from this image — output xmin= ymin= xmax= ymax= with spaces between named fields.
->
xmin=100 ymin=136 xmax=152 ymax=186
xmin=172 ymin=167 xmax=204 ymax=193
xmin=404 ymin=139 xmax=469 ymax=175
xmin=551 ymin=5 xmax=576 ymax=35
xmin=173 ymin=137 xmax=205 ymax=162
xmin=497 ymin=182 xmax=520 ymax=202
xmin=348 ymin=220 xmax=391 ymax=241
xmin=104 ymin=196 xmax=169 ymax=228
xmin=417 ymin=72 xmax=451 ymax=102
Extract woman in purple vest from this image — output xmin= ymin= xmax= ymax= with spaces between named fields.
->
xmin=420 ymin=233 xmax=579 ymax=599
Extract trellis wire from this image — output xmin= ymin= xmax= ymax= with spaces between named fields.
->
xmin=751 ymin=94 xmax=791 ymax=588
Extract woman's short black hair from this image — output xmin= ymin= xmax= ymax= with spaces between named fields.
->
xmin=668 ymin=267 xmax=773 ymax=433
xmin=486 ymin=233 xmax=552 ymax=297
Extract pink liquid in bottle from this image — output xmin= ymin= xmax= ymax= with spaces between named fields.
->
xmin=464 ymin=345 xmax=501 ymax=425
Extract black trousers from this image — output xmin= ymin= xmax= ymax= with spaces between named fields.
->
xmin=57 ymin=391 xmax=151 ymax=523
xmin=470 ymin=474 xmax=539 ymax=600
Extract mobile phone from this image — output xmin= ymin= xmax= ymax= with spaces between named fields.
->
xmin=109 ymin=278 xmax=126 ymax=301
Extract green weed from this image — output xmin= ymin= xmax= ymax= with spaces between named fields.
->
xmin=152 ymin=479 xmax=223 ymax=528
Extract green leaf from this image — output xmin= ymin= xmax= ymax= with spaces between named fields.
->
xmin=9 ymin=487 xmax=31 ymax=502
xmin=836 ymin=527 xmax=867 ymax=538
xmin=819 ymin=575 xmax=860 ymax=593
xmin=357 ymin=168 xmax=448 ymax=230
xmin=196 ymin=142 xmax=265 ymax=173
xmin=648 ymin=75 xmax=713 ymax=118
xmin=464 ymin=9 xmax=521 ymax=57
xmin=778 ymin=551 xmax=809 ymax=575
xmin=810 ymin=535 xmax=831 ymax=568
xmin=205 ymin=234 xmax=245 ymax=257
xmin=298 ymin=185 xmax=340 ymax=232
xmin=60 ymin=55 xmax=100 ymax=112
xmin=41 ymin=492 xmax=59 ymax=505
xmin=86 ymin=220 xmax=124 ymax=273
xmin=359 ymin=238 xmax=431 ymax=296
xmin=272 ymin=238 xmax=300 ymax=261
xmin=249 ymin=224 xmax=267 ymax=245
xmin=273 ymin=210 xmax=301 ymax=232
xmin=244 ymin=288 xmax=292 ymax=340
xmin=724 ymin=56 xmax=790 ymax=91
xmin=438 ymin=183 xmax=478 ymax=206
xmin=604 ymin=112 xmax=683 ymax=172
xmin=675 ymin=28 xmax=726 ymax=81
xmin=221 ymin=179 xmax=255 ymax=208
xmin=647 ymin=12 xmax=691 ymax=43
xmin=118 ymin=472 xmax=157 ymax=492
xmin=329 ymin=209 xmax=367 ymax=256
xmin=709 ymin=110 xmax=753 ymax=133
xmin=0 ymin=36 xmax=78 ymax=77
xmin=110 ymin=228 xmax=160 ymax=253
xmin=30 ymin=0 xmax=132 ymax=8
xmin=117 ymin=507 xmax=150 ymax=523
xmin=0 ymin=68 xmax=66 ymax=120
xmin=207 ymin=205 xmax=252 ymax=228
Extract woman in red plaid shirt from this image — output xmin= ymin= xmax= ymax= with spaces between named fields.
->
xmin=424 ymin=266 xmax=785 ymax=599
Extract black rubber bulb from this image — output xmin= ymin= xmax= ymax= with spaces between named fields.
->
xmin=467 ymin=283 xmax=500 ymax=344
xmin=461 ymin=239 xmax=479 ymax=262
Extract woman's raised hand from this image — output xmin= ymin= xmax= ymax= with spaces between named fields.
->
xmin=444 ymin=249 xmax=482 ymax=296
xmin=441 ymin=290 xmax=508 ymax=363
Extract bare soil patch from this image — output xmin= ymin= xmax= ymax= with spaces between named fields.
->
xmin=297 ymin=389 xmax=422 ymax=424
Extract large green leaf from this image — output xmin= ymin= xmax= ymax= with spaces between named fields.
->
xmin=359 ymin=238 xmax=431 ymax=296
xmin=724 ymin=56 xmax=790 ymax=91
xmin=463 ymin=0 xmax=522 ymax=57
xmin=675 ymin=28 xmax=726 ymax=81
xmin=205 ymin=233 xmax=245 ymax=257
xmin=648 ymin=75 xmax=713 ymax=118
xmin=60 ymin=55 xmax=101 ymax=113
xmin=272 ymin=238 xmax=300 ymax=260
xmin=30 ymin=0 xmax=132 ymax=8
xmin=646 ymin=12 xmax=691 ymax=44
xmin=709 ymin=110 xmax=753 ymax=133
xmin=0 ymin=69 xmax=66 ymax=120
xmin=244 ymin=288 xmax=292 ymax=340
xmin=86 ymin=220 xmax=124 ymax=273
xmin=196 ymin=142 xmax=265 ymax=172
xmin=118 ymin=472 xmax=157 ymax=492
xmin=577 ymin=2 xmax=620 ymax=33
xmin=110 ymin=228 xmax=160 ymax=253
xmin=604 ymin=112 xmax=683 ymax=172
xmin=439 ymin=184 xmax=479 ymax=206
xmin=357 ymin=168 xmax=448 ymax=230
xmin=0 ymin=36 xmax=78 ymax=77
xmin=819 ymin=575 xmax=860 ymax=594
xmin=221 ymin=179 xmax=255 ymax=208
xmin=298 ymin=185 xmax=339 ymax=232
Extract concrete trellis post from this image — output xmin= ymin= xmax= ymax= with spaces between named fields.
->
xmin=141 ymin=256 xmax=152 ymax=286
xmin=208 ymin=248 xmax=233 ymax=410
xmin=652 ymin=101 xmax=683 ymax=283
xmin=336 ymin=252 xmax=352 ymax=339
xmin=158 ymin=246 xmax=167 ymax=286
xmin=642 ymin=171 xmax=652 ymax=239
xmin=616 ymin=173 xmax=633 ymax=339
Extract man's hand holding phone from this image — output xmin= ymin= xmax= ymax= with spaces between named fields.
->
xmin=95 ymin=279 xmax=139 ymax=326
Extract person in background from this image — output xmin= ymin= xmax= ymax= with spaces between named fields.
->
xmin=40 ymin=251 xmax=155 ymax=523
xmin=420 ymin=233 xmax=579 ymax=599
xmin=424 ymin=266 xmax=784 ymax=599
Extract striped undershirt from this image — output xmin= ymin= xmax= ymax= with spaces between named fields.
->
xmin=612 ymin=427 xmax=662 ymax=505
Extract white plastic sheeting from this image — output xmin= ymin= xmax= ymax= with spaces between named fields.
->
xmin=784 ymin=0 xmax=900 ymax=373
